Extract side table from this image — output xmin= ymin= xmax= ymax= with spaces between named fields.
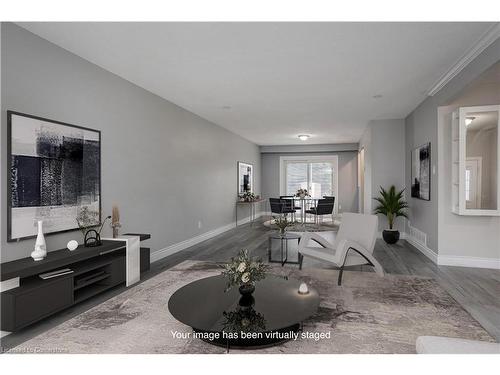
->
xmin=268 ymin=232 xmax=301 ymax=266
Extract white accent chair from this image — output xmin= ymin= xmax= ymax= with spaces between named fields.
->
xmin=297 ymin=212 xmax=384 ymax=285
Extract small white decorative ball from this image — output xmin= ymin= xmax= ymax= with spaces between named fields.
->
xmin=67 ymin=240 xmax=79 ymax=251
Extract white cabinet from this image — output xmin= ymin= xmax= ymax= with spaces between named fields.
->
xmin=451 ymin=105 xmax=500 ymax=216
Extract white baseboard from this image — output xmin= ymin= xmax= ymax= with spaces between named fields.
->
xmin=403 ymin=234 xmax=439 ymax=264
xmin=150 ymin=213 xmax=263 ymax=263
xmin=438 ymin=255 xmax=500 ymax=269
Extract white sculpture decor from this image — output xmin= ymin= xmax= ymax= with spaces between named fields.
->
xmin=67 ymin=240 xmax=79 ymax=251
xmin=31 ymin=220 xmax=47 ymax=261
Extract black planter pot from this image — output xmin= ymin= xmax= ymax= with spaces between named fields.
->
xmin=382 ymin=230 xmax=400 ymax=244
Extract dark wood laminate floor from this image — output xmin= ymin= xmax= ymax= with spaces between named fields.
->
xmin=2 ymin=219 xmax=499 ymax=351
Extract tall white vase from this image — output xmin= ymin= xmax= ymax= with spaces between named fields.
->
xmin=31 ymin=220 xmax=47 ymax=261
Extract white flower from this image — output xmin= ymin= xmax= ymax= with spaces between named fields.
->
xmin=241 ymin=272 xmax=250 ymax=283
xmin=237 ymin=262 xmax=246 ymax=273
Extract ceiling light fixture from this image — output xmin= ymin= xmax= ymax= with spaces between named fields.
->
xmin=298 ymin=135 xmax=310 ymax=141
xmin=465 ymin=117 xmax=475 ymax=126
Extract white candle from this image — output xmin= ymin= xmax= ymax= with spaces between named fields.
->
xmin=298 ymin=282 xmax=309 ymax=295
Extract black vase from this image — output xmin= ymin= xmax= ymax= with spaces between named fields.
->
xmin=382 ymin=230 xmax=400 ymax=244
xmin=239 ymin=283 xmax=255 ymax=296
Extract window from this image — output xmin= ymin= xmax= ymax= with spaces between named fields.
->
xmin=280 ymin=156 xmax=338 ymax=206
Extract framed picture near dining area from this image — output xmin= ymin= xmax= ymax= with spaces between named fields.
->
xmin=237 ymin=161 xmax=253 ymax=194
xmin=411 ymin=142 xmax=431 ymax=201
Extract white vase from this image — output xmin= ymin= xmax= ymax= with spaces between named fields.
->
xmin=31 ymin=220 xmax=47 ymax=261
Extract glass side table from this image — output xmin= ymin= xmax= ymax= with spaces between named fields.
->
xmin=268 ymin=232 xmax=301 ymax=266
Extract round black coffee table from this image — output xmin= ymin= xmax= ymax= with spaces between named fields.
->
xmin=168 ymin=275 xmax=319 ymax=349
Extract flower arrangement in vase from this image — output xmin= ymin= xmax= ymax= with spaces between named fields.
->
xmin=221 ymin=249 xmax=269 ymax=295
xmin=295 ymin=188 xmax=310 ymax=199
xmin=238 ymin=191 xmax=257 ymax=202
xmin=273 ymin=215 xmax=297 ymax=236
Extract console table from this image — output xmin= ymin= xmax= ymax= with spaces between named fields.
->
xmin=1 ymin=234 xmax=150 ymax=332
xmin=235 ymin=198 xmax=265 ymax=226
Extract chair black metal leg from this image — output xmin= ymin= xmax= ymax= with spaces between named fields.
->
xmin=298 ymin=253 xmax=304 ymax=270
xmin=337 ymin=266 xmax=344 ymax=286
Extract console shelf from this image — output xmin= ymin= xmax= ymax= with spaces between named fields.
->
xmin=1 ymin=235 xmax=151 ymax=332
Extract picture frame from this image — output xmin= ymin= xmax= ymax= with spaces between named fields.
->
xmin=237 ymin=161 xmax=253 ymax=195
xmin=411 ymin=142 xmax=431 ymax=201
xmin=7 ymin=110 xmax=101 ymax=241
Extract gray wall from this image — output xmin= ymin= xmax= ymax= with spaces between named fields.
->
xmin=1 ymin=23 xmax=261 ymax=262
xmin=359 ymin=119 xmax=406 ymax=231
xmin=260 ymin=150 xmax=359 ymax=214
xmin=405 ymin=37 xmax=500 ymax=256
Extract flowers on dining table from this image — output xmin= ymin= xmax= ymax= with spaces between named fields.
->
xmin=295 ymin=188 xmax=310 ymax=197
xmin=221 ymin=249 xmax=269 ymax=292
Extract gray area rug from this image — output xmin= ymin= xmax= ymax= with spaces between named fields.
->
xmin=10 ymin=260 xmax=494 ymax=354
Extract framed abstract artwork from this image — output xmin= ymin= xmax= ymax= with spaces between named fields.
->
xmin=411 ymin=142 xmax=431 ymax=201
xmin=237 ymin=161 xmax=253 ymax=194
xmin=7 ymin=111 xmax=101 ymax=241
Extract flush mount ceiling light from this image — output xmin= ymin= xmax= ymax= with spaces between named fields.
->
xmin=298 ymin=134 xmax=310 ymax=141
xmin=465 ymin=117 xmax=475 ymax=126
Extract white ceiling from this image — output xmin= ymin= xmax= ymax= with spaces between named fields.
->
xmin=17 ymin=22 xmax=496 ymax=145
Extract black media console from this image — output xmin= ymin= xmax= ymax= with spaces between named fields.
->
xmin=1 ymin=234 xmax=150 ymax=332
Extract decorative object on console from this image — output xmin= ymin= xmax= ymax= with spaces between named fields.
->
xmin=238 ymin=191 xmax=257 ymax=202
xmin=237 ymin=161 xmax=253 ymax=194
xmin=31 ymin=220 xmax=47 ymax=261
xmin=111 ymin=205 xmax=122 ymax=238
xmin=221 ymin=249 xmax=269 ymax=295
xmin=7 ymin=111 xmax=101 ymax=241
xmin=83 ymin=215 xmax=111 ymax=247
xmin=411 ymin=142 xmax=431 ymax=200
xmin=373 ymin=186 xmax=408 ymax=244
xmin=295 ymin=188 xmax=310 ymax=198
xmin=67 ymin=240 xmax=78 ymax=251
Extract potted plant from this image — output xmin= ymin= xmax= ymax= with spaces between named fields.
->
xmin=221 ymin=249 xmax=269 ymax=295
xmin=373 ymin=185 xmax=408 ymax=244
xmin=295 ymin=188 xmax=310 ymax=199
xmin=273 ymin=215 xmax=297 ymax=236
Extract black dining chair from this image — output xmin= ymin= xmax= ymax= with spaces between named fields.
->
xmin=280 ymin=195 xmax=301 ymax=220
xmin=269 ymin=198 xmax=296 ymax=217
xmin=305 ymin=197 xmax=335 ymax=226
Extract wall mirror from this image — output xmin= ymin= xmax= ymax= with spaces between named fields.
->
xmin=452 ymin=105 xmax=500 ymax=215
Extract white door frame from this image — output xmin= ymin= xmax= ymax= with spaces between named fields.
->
xmin=279 ymin=155 xmax=339 ymax=213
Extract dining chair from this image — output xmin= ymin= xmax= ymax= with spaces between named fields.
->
xmin=280 ymin=195 xmax=301 ymax=221
xmin=304 ymin=197 xmax=335 ymax=227
xmin=269 ymin=198 xmax=296 ymax=217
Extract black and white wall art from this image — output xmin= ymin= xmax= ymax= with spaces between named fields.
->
xmin=237 ymin=161 xmax=253 ymax=194
xmin=411 ymin=142 xmax=431 ymax=201
xmin=8 ymin=111 xmax=101 ymax=241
